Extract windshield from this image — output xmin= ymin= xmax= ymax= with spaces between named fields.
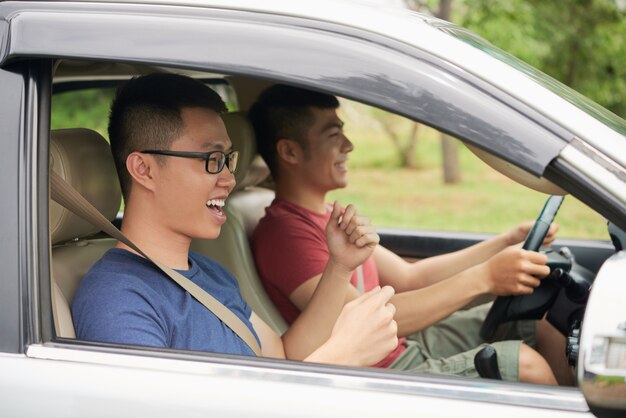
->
xmin=431 ymin=21 xmax=626 ymax=138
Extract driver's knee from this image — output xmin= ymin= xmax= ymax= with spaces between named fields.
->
xmin=518 ymin=343 xmax=557 ymax=385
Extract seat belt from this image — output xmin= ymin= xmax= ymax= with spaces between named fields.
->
xmin=355 ymin=265 xmax=365 ymax=294
xmin=50 ymin=171 xmax=262 ymax=356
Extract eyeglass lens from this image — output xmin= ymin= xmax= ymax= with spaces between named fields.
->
xmin=206 ymin=151 xmax=238 ymax=174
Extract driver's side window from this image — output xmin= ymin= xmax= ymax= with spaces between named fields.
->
xmin=330 ymin=99 xmax=605 ymax=240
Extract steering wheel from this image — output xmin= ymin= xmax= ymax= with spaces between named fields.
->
xmin=479 ymin=196 xmax=565 ymax=340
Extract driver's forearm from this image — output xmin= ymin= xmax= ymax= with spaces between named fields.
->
xmin=281 ymin=260 xmax=353 ymax=361
xmin=392 ymin=264 xmax=490 ymax=337
xmin=405 ymin=233 xmax=510 ymax=289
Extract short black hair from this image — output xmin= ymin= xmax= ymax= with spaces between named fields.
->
xmin=248 ymin=84 xmax=339 ymax=179
xmin=108 ymin=73 xmax=227 ymax=200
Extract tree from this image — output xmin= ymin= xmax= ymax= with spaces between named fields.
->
xmin=460 ymin=0 xmax=626 ymax=118
xmin=405 ymin=0 xmax=461 ymax=183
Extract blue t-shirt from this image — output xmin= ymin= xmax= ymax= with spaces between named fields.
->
xmin=72 ymin=248 xmax=260 ymax=356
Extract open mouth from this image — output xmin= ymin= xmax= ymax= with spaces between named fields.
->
xmin=335 ymin=161 xmax=348 ymax=172
xmin=206 ymin=199 xmax=226 ymax=217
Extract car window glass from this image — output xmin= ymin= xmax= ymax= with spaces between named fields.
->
xmin=329 ymin=99 xmax=607 ymax=240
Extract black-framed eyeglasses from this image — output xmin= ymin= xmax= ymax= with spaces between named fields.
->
xmin=141 ymin=150 xmax=239 ymax=174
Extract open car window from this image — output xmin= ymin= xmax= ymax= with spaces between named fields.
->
xmin=331 ymin=100 xmax=609 ymax=240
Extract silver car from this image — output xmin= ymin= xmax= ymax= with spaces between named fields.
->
xmin=0 ymin=1 xmax=624 ymax=417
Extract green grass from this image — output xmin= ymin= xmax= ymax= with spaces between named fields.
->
xmin=50 ymin=91 xmax=609 ymax=240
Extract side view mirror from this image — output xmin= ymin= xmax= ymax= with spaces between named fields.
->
xmin=579 ymin=251 xmax=626 ymax=417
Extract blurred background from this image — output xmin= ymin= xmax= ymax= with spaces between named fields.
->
xmin=52 ymin=0 xmax=626 ymax=239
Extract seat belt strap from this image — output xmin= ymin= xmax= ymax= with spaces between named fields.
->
xmin=50 ymin=171 xmax=262 ymax=356
xmin=355 ymin=265 xmax=365 ymax=294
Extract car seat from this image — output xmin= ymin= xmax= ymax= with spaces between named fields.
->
xmin=50 ymin=128 xmax=121 ymax=338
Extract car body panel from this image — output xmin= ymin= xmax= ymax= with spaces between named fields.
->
xmin=0 ymin=344 xmax=590 ymax=418
xmin=379 ymin=228 xmax=615 ymax=275
xmin=0 ymin=64 xmax=27 ymax=354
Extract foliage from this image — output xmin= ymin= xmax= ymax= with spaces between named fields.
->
xmin=51 ymin=88 xmax=116 ymax=137
xmin=458 ymin=0 xmax=626 ymax=118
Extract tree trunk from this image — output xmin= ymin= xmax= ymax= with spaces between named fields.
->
xmin=437 ymin=0 xmax=453 ymax=20
xmin=404 ymin=123 xmax=420 ymax=169
xmin=437 ymin=0 xmax=460 ymax=184
xmin=441 ymin=134 xmax=460 ymax=183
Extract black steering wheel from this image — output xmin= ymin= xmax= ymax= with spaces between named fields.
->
xmin=479 ymin=196 xmax=565 ymax=340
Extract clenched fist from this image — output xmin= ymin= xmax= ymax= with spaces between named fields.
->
xmin=326 ymin=201 xmax=380 ymax=273
xmin=327 ymin=285 xmax=399 ymax=367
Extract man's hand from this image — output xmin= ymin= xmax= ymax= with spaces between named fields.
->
xmin=326 ymin=201 xmax=379 ymax=272
xmin=505 ymin=221 xmax=558 ymax=247
xmin=481 ymin=247 xmax=550 ymax=296
xmin=326 ymin=286 xmax=398 ymax=367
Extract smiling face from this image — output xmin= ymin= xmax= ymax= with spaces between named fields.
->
xmin=297 ymin=107 xmax=353 ymax=194
xmin=151 ymin=107 xmax=236 ymax=241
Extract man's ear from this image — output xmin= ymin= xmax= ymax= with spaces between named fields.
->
xmin=125 ymin=152 xmax=157 ymax=192
xmin=276 ymin=139 xmax=303 ymax=165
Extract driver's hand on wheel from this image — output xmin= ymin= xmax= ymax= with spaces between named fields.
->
xmin=482 ymin=247 xmax=550 ymax=296
xmin=505 ymin=221 xmax=559 ymax=247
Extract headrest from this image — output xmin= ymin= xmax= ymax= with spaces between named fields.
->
xmin=222 ymin=112 xmax=270 ymax=191
xmin=50 ymin=128 xmax=122 ymax=244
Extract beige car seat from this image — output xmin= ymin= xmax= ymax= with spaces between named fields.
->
xmin=50 ymin=128 xmax=122 ymax=338
xmin=191 ymin=112 xmax=287 ymax=335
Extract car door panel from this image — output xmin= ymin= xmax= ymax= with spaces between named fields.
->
xmin=379 ymin=227 xmax=614 ymax=274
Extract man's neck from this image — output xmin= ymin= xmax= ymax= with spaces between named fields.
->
xmin=116 ymin=203 xmax=192 ymax=270
xmin=275 ymin=178 xmax=327 ymax=214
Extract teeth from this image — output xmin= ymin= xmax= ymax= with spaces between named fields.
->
xmin=206 ymin=199 xmax=225 ymax=207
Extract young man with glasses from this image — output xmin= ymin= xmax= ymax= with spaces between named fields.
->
xmin=249 ymin=84 xmax=574 ymax=385
xmin=72 ymin=73 xmax=399 ymax=366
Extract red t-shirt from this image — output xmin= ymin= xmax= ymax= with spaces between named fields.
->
xmin=251 ymin=198 xmax=406 ymax=367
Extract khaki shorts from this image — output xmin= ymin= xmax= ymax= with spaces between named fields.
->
xmin=388 ymin=303 xmax=536 ymax=382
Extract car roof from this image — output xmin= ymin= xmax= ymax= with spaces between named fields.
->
xmin=4 ymin=0 xmax=626 ymax=166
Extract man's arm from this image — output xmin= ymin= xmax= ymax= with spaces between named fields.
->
xmin=374 ymin=221 xmax=558 ymax=292
xmin=290 ymin=246 xmax=551 ymax=338
xmin=251 ymin=286 xmax=399 ymax=367
xmin=279 ymin=202 xmax=380 ymax=360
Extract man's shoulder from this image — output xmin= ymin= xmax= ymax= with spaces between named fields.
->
xmin=84 ymin=248 xmax=155 ymax=282
xmin=74 ymin=249 xmax=163 ymax=306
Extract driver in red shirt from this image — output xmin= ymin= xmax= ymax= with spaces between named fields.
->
xmin=250 ymin=84 xmax=573 ymax=385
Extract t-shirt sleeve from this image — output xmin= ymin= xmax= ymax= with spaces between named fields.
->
xmin=254 ymin=215 xmax=329 ymax=297
xmin=72 ymin=272 xmax=168 ymax=348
